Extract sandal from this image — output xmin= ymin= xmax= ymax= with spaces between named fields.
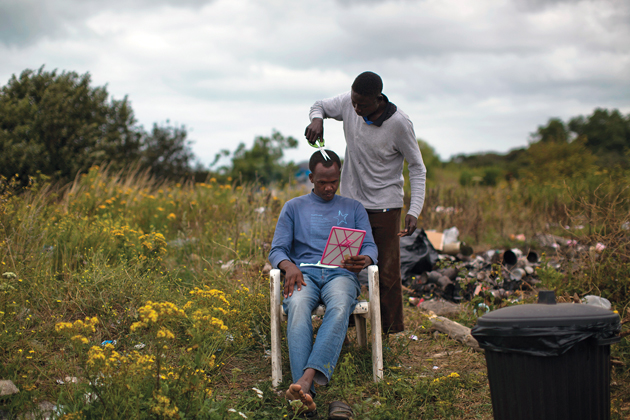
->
xmin=328 ymin=401 xmax=354 ymax=420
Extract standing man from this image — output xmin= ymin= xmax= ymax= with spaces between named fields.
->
xmin=305 ymin=71 xmax=426 ymax=334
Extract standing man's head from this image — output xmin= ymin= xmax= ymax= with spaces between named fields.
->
xmin=308 ymin=150 xmax=341 ymax=201
xmin=351 ymin=71 xmax=384 ymax=118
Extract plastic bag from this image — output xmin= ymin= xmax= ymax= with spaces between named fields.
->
xmin=442 ymin=226 xmax=460 ymax=245
xmin=471 ymin=320 xmax=621 ymax=357
xmin=400 ymin=229 xmax=439 ymax=285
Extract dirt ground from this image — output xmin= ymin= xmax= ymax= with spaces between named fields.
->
xmin=216 ymin=301 xmax=629 ymax=419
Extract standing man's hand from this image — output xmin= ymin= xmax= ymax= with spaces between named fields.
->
xmin=398 ymin=214 xmax=418 ymax=237
xmin=305 ymin=118 xmax=324 ymax=144
xmin=279 ymin=260 xmax=306 ymax=298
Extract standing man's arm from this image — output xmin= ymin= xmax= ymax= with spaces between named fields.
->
xmin=304 ymin=93 xmax=348 ymax=144
xmin=396 ymin=117 xmax=427 ymax=237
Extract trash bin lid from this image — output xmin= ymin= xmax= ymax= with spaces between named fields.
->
xmin=472 ymin=302 xmax=621 ymax=356
xmin=476 ymin=303 xmax=620 ymax=328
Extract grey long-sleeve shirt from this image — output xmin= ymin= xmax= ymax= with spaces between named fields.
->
xmin=309 ymin=92 xmax=426 ymax=218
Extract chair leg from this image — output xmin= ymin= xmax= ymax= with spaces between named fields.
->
xmin=354 ymin=314 xmax=367 ymax=346
xmin=270 ymin=269 xmax=283 ymax=388
xmin=368 ymin=266 xmax=383 ymax=382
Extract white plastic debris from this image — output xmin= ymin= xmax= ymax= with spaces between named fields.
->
xmin=442 ymin=227 xmax=460 ymax=245
xmin=474 ymin=303 xmax=491 ymax=317
xmin=252 ymin=387 xmax=263 ymax=398
xmin=582 ymin=295 xmax=612 ymax=310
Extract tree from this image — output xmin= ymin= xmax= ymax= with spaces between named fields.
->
xmin=0 ymin=66 xmax=197 ymax=184
xmin=0 ymin=67 xmax=141 ymax=182
xmin=140 ymin=122 xmax=194 ymax=180
xmin=568 ymin=108 xmax=630 ymax=166
xmin=533 ymin=109 xmax=630 ymax=168
xmin=531 ymin=117 xmax=569 ymax=143
xmin=215 ymin=130 xmax=298 ymax=185
xmin=520 ymin=137 xmax=597 ymax=183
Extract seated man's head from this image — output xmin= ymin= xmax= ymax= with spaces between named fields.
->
xmin=308 ymin=150 xmax=341 ymax=202
xmin=351 ymin=71 xmax=383 ymax=117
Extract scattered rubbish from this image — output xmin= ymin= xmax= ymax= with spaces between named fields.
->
xmin=430 ymin=350 xmax=463 ymax=358
xmin=526 ymin=251 xmax=539 ymax=263
xmin=443 ymin=241 xmax=474 ymax=256
xmin=409 ymin=297 xmax=423 ymax=306
xmin=400 ymin=229 xmax=439 ymax=283
xmin=510 ymin=268 xmax=526 ymax=281
xmin=432 ymin=366 xmax=439 ymax=370
xmin=55 ymin=377 xmax=79 ymax=385
xmin=220 ymin=259 xmax=251 ymax=271
xmin=221 ymin=260 xmax=235 ymax=271
xmin=134 ymin=343 xmax=146 ymax=350
xmin=502 ymin=250 xmax=518 ymax=266
xmin=442 ymin=227 xmax=460 ymax=245
xmin=252 ymin=387 xmax=264 ymax=398
xmin=583 ymin=295 xmax=612 ymax=310
xmin=409 ymin=335 xmax=418 ymax=341
xmin=474 ymin=303 xmax=491 ymax=317
xmin=425 ymin=230 xmax=444 ymax=251
xmin=434 ymin=206 xmax=458 ymax=214
xmin=254 ymin=207 xmax=266 ymax=214
xmin=101 ymin=340 xmax=117 ymax=346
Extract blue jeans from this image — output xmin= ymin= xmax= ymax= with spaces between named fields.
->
xmin=282 ymin=267 xmax=360 ymax=392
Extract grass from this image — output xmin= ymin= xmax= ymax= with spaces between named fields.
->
xmin=1 ymin=166 xmax=629 ymax=419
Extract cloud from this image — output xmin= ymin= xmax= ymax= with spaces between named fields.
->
xmin=0 ymin=0 xmax=215 ymax=47
xmin=0 ymin=0 xmax=628 ymax=164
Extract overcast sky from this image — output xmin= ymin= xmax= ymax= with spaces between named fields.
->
xmin=1 ymin=0 xmax=629 ymax=165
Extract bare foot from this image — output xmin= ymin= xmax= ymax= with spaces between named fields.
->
xmin=285 ymin=383 xmax=316 ymax=414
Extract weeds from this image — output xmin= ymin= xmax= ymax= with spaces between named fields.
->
xmin=1 ymin=166 xmax=629 ymax=418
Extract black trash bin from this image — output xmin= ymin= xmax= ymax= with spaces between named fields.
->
xmin=471 ymin=292 xmax=621 ymax=420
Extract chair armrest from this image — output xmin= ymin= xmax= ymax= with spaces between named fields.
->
xmin=367 ymin=265 xmax=379 ymax=295
xmin=270 ymin=268 xmax=282 ymax=309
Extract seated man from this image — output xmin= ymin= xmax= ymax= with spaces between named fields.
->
xmin=268 ymin=149 xmax=378 ymax=417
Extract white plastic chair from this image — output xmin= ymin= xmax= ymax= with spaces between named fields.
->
xmin=270 ymin=265 xmax=383 ymax=387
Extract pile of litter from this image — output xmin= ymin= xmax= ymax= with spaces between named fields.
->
xmin=398 ymin=229 xmax=605 ymax=305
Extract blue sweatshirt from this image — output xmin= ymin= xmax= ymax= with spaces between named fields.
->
xmin=268 ymin=191 xmax=378 ymax=276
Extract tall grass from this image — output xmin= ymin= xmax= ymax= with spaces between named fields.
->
xmin=1 ymin=166 xmax=629 ymax=418
xmin=0 ymin=167 xmax=298 ymax=418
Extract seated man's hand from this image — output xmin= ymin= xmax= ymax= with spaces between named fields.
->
xmin=279 ymin=260 xmax=307 ymax=298
xmin=342 ymin=255 xmax=373 ymax=273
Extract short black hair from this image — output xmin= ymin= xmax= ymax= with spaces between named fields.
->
xmin=352 ymin=71 xmax=383 ymax=97
xmin=309 ymin=149 xmax=341 ymax=173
